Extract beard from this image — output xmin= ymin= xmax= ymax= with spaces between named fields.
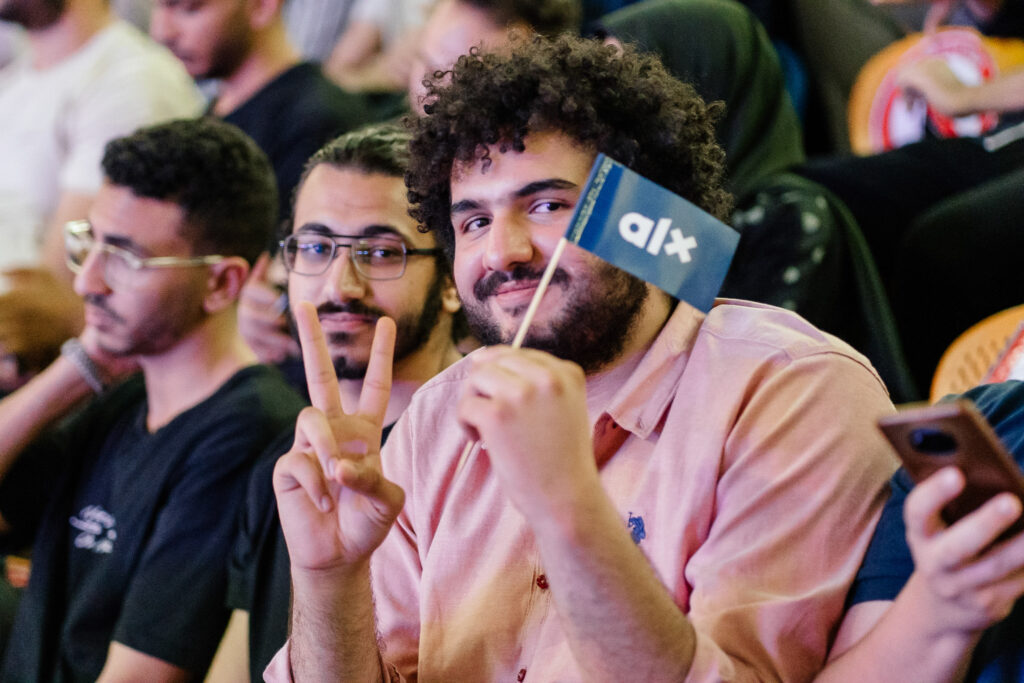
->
xmin=199 ymin=27 xmax=253 ymax=81
xmin=463 ymin=261 xmax=650 ymax=374
xmin=0 ymin=0 xmax=64 ymax=30
xmin=83 ymin=290 xmax=205 ymax=358
xmin=291 ymin=268 xmax=448 ymax=381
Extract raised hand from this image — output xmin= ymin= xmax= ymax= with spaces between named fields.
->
xmin=273 ymin=301 xmax=404 ymax=572
xmin=456 ymin=346 xmax=599 ymax=520
xmin=238 ymin=252 xmax=300 ymax=364
xmin=904 ymin=466 xmax=1024 ymax=633
xmin=0 ymin=267 xmax=84 ymax=381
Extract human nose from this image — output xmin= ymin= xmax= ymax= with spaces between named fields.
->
xmin=323 ymin=245 xmax=367 ymax=301
xmin=483 ymin=212 xmax=536 ymax=272
xmin=72 ymin=247 xmax=111 ymax=298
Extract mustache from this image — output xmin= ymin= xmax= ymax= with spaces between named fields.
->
xmin=82 ymin=294 xmax=125 ymax=324
xmin=473 ymin=265 xmax=569 ymax=301
xmin=316 ymin=300 xmax=387 ymax=320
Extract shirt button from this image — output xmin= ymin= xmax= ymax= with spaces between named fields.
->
xmin=517 ymin=668 xmax=527 ymax=681
xmin=536 ymin=574 xmax=548 ymax=590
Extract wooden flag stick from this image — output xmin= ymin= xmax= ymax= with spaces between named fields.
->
xmin=453 ymin=237 xmax=570 ymax=474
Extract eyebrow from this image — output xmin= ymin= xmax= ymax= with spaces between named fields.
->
xmin=100 ymin=233 xmax=145 ymax=255
xmin=450 ymin=178 xmax=579 ymax=215
xmin=515 ymin=178 xmax=578 ymax=197
xmin=295 ymin=223 xmax=405 ymax=239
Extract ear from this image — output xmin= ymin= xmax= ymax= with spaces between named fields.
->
xmin=247 ymin=0 xmax=282 ymax=30
xmin=441 ymin=274 xmax=462 ymax=315
xmin=203 ymin=257 xmax=250 ymax=314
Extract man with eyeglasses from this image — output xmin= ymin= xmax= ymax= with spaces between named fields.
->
xmin=0 ymin=118 xmax=305 ymax=682
xmin=204 ymin=122 xmax=464 ymax=682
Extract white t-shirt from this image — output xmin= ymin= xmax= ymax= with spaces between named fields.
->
xmin=0 ymin=20 xmax=203 ymax=270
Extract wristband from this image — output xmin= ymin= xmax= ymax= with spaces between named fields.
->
xmin=60 ymin=338 xmax=106 ymax=394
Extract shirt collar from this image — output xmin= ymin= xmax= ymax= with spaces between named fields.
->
xmin=596 ymin=301 xmax=705 ymax=439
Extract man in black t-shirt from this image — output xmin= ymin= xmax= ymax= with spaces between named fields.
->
xmin=0 ymin=119 xmax=305 ymax=682
xmin=207 ymin=123 xmax=465 ymax=681
xmin=150 ymin=0 xmax=375 ymax=225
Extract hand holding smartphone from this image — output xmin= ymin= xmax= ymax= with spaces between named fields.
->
xmin=878 ymin=399 xmax=1024 ymax=539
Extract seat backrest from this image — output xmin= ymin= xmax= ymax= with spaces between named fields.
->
xmin=720 ymin=172 xmax=919 ymax=402
xmin=931 ymin=304 xmax=1024 ymax=401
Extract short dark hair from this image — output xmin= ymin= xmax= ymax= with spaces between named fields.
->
xmin=101 ymin=118 xmax=277 ymax=265
xmin=298 ymin=121 xmax=411 ymax=187
xmin=461 ymin=0 xmax=582 ymax=36
xmin=406 ymin=33 xmax=733 ymax=259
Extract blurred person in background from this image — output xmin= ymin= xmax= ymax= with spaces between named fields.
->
xmin=0 ymin=0 xmax=201 ymax=392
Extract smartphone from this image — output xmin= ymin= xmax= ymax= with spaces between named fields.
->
xmin=878 ymin=400 xmax=1024 ymax=537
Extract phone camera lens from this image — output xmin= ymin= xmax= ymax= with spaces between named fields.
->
xmin=909 ymin=428 xmax=958 ymax=454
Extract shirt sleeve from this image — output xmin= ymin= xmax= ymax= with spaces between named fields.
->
xmin=111 ymin=425 xmax=260 ymax=673
xmin=682 ymin=351 xmax=899 ymax=682
xmin=845 ymin=471 xmax=915 ymax=605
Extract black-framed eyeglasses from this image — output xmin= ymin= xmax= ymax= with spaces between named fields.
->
xmin=65 ymin=219 xmax=225 ymax=288
xmin=280 ymin=232 xmax=440 ymax=280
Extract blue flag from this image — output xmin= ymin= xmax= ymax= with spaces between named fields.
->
xmin=565 ymin=154 xmax=739 ymax=313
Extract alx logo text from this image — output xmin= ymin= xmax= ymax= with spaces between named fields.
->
xmin=618 ymin=212 xmax=698 ymax=263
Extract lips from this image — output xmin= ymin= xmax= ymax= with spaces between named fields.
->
xmin=84 ymin=310 xmax=116 ymax=333
xmin=473 ymin=265 xmax=570 ymax=302
xmin=83 ymin=299 xmax=122 ymax=329
xmin=494 ymin=280 xmax=541 ymax=295
xmin=317 ymin=312 xmax=377 ymax=333
xmin=491 ymin=280 xmax=542 ymax=307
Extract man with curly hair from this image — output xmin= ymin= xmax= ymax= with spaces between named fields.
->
xmin=270 ymin=35 xmax=898 ymax=681
xmin=0 ymin=118 xmax=304 ymax=681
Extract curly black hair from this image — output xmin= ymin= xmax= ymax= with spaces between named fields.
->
xmin=460 ymin=0 xmax=582 ymax=36
xmin=101 ymin=118 xmax=277 ymax=266
xmin=406 ymin=33 xmax=732 ymax=259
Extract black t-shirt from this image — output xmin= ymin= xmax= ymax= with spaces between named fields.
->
xmin=228 ymin=422 xmax=394 ymax=681
xmin=218 ymin=62 xmax=376 ymax=225
xmin=0 ymin=365 xmax=305 ymax=682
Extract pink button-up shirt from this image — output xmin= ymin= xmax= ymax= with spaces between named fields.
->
xmin=267 ymin=300 xmax=898 ymax=682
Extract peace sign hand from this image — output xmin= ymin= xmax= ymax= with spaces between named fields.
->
xmin=273 ymin=302 xmax=405 ymax=572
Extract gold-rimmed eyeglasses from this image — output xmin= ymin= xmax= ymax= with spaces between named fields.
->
xmin=64 ymin=219 xmax=225 ymax=288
